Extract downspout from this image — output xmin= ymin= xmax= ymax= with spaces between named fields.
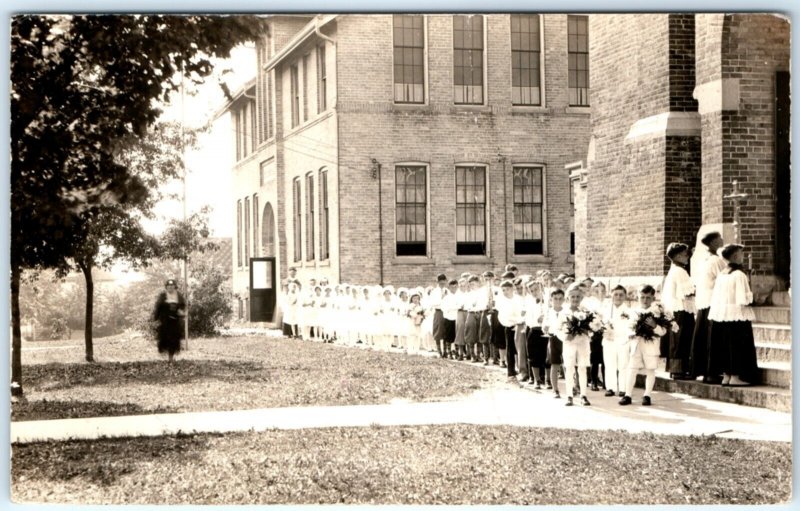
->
xmin=373 ymin=159 xmax=384 ymax=286
xmin=499 ymin=154 xmax=508 ymax=268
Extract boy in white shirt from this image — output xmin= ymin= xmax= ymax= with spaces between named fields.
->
xmin=620 ymin=285 xmax=665 ymax=406
xmin=496 ymin=279 xmax=527 ymax=382
xmin=542 ymin=288 xmax=566 ymax=399
xmin=440 ymin=279 xmax=460 ymax=359
xmin=662 ymin=242 xmax=696 ymax=380
xmin=602 ymin=285 xmax=629 ymax=397
xmin=556 ymin=284 xmax=592 ymax=406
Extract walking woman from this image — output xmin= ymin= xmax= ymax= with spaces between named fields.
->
xmin=152 ymin=279 xmax=186 ymax=363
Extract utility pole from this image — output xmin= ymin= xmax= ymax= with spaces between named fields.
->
xmin=180 ymin=64 xmax=190 ymax=349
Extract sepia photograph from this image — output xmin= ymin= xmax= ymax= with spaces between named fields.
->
xmin=7 ymin=6 xmax=794 ymax=506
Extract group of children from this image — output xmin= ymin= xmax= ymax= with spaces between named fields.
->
xmin=279 ymin=235 xmax=759 ymax=406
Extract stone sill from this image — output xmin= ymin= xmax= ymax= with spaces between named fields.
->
xmin=450 ymin=105 xmax=492 ymax=114
xmin=509 ymin=255 xmax=553 ymax=264
xmin=565 ymin=106 xmax=592 ymax=115
xmin=510 ymin=105 xmax=549 ymax=115
xmin=450 ymin=256 xmax=496 ymax=265
xmin=391 ymin=257 xmax=436 ymax=266
xmin=391 ymin=103 xmax=431 ymax=113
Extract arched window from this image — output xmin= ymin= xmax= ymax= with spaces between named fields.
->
xmin=262 ymin=202 xmax=276 ymax=257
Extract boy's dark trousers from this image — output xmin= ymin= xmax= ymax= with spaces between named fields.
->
xmin=590 ymin=331 xmax=605 ymax=388
xmin=527 ymin=326 xmax=547 ymax=385
xmin=504 ymin=327 xmax=518 ymax=377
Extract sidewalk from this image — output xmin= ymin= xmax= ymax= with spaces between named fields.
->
xmin=12 ymin=378 xmax=791 ymax=444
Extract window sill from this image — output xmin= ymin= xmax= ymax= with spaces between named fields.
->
xmin=451 ymin=256 xmax=496 ymax=265
xmin=565 ymin=106 xmax=591 ymax=115
xmin=510 ymin=105 xmax=549 ymax=114
xmin=392 ymin=103 xmax=431 ymax=113
xmin=509 ymin=255 xmax=552 ymax=264
xmin=391 ymin=256 xmax=436 ymax=266
xmin=451 ymin=105 xmax=491 ymax=114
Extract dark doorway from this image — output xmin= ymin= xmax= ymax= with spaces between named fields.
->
xmin=249 ymin=257 xmax=277 ymax=322
xmin=775 ymin=71 xmax=790 ymax=285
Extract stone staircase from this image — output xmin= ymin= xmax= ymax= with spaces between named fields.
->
xmin=644 ymin=293 xmax=792 ymax=412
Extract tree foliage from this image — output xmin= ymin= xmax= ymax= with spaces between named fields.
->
xmin=10 ymin=14 xmax=267 ymax=394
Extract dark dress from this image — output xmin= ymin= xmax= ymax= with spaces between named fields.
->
xmin=667 ymin=310 xmax=696 ymax=375
xmin=152 ymin=291 xmax=186 ymax=356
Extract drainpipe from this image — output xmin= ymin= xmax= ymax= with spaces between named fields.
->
xmin=499 ymin=154 xmax=508 ymax=268
xmin=372 ymin=159 xmax=384 ymax=285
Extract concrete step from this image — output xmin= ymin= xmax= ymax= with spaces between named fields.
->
xmin=770 ymin=291 xmax=791 ymax=307
xmin=755 ymin=342 xmax=792 ymax=364
xmin=752 ymin=306 xmax=791 ymax=325
xmin=753 ymin=323 xmax=792 ymax=345
xmin=639 ymin=372 xmax=792 ymax=412
xmin=758 ymin=361 xmax=791 ymax=389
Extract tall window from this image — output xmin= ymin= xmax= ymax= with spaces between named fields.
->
xmin=453 ymin=15 xmax=484 ymax=105
xmin=395 ymin=166 xmax=427 ymax=256
xmin=244 ymin=196 xmax=251 ymax=264
xmin=293 ymin=178 xmax=301 ymax=261
xmin=290 ymin=64 xmax=300 ymax=128
xmin=253 ymin=194 xmax=259 ymax=258
xmin=568 ymin=15 xmax=589 ymax=106
xmin=511 ymin=14 xmax=541 ymax=105
xmin=455 ymin=165 xmax=486 ymax=255
xmin=257 ymin=38 xmax=267 ymax=144
xmin=306 ymin=173 xmax=315 ymax=261
xmin=513 ymin=166 xmax=544 ymax=255
xmin=320 ymin=170 xmax=330 ymax=260
xmin=317 ymin=45 xmax=327 ymax=112
xmin=393 ymin=15 xmax=425 ymax=104
xmin=302 ymin=54 xmax=310 ymax=122
xmin=236 ymin=199 xmax=242 ymax=266
xmin=234 ymin=104 xmax=254 ymax=161
xmin=570 ymin=178 xmax=576 ymax=255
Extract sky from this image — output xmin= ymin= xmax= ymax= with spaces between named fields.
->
xmin=148 ymin=45 xmax=257 ymax=239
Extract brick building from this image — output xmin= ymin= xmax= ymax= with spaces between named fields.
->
xmin=573 ymin=13 xmax=790 ymax=298
xmin=225 ymin=14 xmax=592 ymax=321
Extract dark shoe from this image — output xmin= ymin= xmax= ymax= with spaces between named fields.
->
xmin=604 ymin=390 xmax=616 ymax=397
xmin=618 ymin=391 xmax=625 ymax=397
xmin=546 ymin=384 xmax=553 ymax=390
xmin=642 ymin=396 xmax=652 ymax=406
xmin=519 ymin=376 xmax=530 ymax=383
xmin=619 ymin=396 xmax=632 ymax=406
xmin=554 ymin=391 xmax=561 ymax=399
xmin=581 ymin=396 xmax=591 ymax=406
xmin=565 ymin=397 xmax=574 ymax=406
xmin=483 ymin=360 xmax=489 ymax=366
xmin=493 ymin=359 xmax=500 ymax=366
xmin=591 ymin=385 xmax=599 ymax=392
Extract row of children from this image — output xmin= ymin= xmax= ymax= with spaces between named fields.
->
xmin=279 ymin=233 xmax=759 ymax=405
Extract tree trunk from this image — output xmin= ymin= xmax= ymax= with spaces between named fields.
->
xmin=11 ymin=261 xmax=23 ymax=396
xmin=80 ymin=261 xmax=95 ymax=363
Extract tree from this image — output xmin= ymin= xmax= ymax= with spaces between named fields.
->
xmin=74 ymin=122 xmax=199 ymax=362
xmin=11 ymin=14 xmax=267 ymax=395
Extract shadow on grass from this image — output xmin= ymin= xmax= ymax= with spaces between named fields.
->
xmin=24 ymin=359 xmax=269 ymax=391
xmin=12 ymin=433 xmax=214 ymax=486
xmin=11 ymin=399 xmax=178 ymax=422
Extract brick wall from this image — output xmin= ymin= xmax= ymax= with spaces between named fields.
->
xmin=333 ymin=14 xmax=591 ymax=287
xmin=586 ymin=14 xmax=703 ymax=277
xmin=696 ymin=14 xmax=790 ymax=274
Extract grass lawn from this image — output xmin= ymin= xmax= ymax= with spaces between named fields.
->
xmin=13 ymin=334 xmax=499 ymax=421
xmin=11 ymin=425 xmax=791 ymax=505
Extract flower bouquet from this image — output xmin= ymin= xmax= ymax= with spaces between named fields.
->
xmin=626 ymin=302 xmax=679 ymax=342
xmin=558 ymin=308 xmax=604 ymax=341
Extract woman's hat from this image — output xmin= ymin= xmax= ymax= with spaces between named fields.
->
xmin=164 ymin=279 xmax=177 ymax=287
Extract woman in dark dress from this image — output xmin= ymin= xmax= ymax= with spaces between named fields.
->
xmin=152 ymin=279 xmax=186 ymax=363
